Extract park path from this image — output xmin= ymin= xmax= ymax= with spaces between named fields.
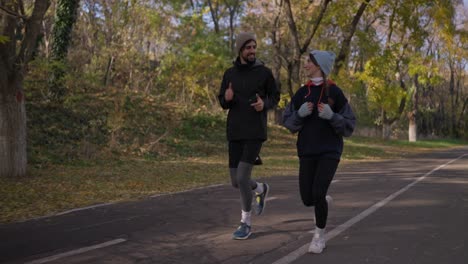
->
xmin=0 ymin=146 xmax=467 ymax=264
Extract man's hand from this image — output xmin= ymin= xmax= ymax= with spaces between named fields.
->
xmin=225 ymin=82 xmax=234 ymax=101
xmin=251 ymin=94 xmax=264 ymax=112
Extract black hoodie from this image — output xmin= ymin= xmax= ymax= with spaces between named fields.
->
xmin=218 ymin=58 xmax=279 ymax=141
xmin=282 ymin=81 xmax=356 ymax=160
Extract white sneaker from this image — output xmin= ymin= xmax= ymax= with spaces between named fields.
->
xmin=308 ymin=233 xmax=326 ymax=253
xmin=309 ymin=226 xmax=326 ymax=253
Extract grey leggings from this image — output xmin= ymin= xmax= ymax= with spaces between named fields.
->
xmin=228 ymin=140 xmax=262 ymax=212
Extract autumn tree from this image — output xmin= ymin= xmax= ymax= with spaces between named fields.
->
xmin=0 ymin=0 xmax=50 ymax=177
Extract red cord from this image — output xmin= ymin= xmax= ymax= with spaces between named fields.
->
xmin=304 ymin=80 xmax=325 ymax=105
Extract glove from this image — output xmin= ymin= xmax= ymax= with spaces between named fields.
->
xmin=318 ymin=103 xmax=334 ymax=120
xmin=298 ymin=102 xmax=313 ymax=117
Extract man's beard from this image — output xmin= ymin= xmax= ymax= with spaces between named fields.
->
xmin=242 ymin=53 xmax=256 ymax=63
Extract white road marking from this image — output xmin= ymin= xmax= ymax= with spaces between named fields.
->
xmin=272 ymin=154 xmax=467 ymax=264
xmin=150 ymin=184 xmax=225 ymax=197
xmin=55 ymin=203 xmax=115 ymax=216
xmin=25 ymin=238 xmax=127 ymax=264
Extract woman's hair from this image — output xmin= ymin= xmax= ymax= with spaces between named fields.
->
xmin=309 ymin=53 xmax=319 ymax=67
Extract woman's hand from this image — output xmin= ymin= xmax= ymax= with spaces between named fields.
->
xmin=318 ymin=103 xmax=334 ymax=120
xmin=298 ymin=102 xmax=313 ymax=117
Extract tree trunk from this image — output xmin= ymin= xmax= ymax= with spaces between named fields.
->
xmin=0 ymin=0 xmax=50 ymax=177
xmin=104 ymin=56 xmax=115 ymax=86
xmin=207 ymin=0 xmax=220 ymax=34
xmin=49 ymin=0 xmax=81 ymax=101
xmin=382 ymin=124 xmax=392 ymax=139
xmin=408 ymin=113 xmax=417 ymax=142
xmin=381 ymin=109 xmax=397 ymax=140
xmin=0 ymin=82 xmax=27 ymax=177
xmin=227 ymin=1 xmax=242 ymax=55
xmin=449 ymin=62 xmax=457 ymax=137
xmin=408 ymin=74 xmax=419 ymax=142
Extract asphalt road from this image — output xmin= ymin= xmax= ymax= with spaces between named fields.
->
xmin=1 ymin=146 xmax=467 ymax=264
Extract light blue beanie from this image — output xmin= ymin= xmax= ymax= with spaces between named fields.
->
xmin=310 ymin=50 xmax=336 ymax=76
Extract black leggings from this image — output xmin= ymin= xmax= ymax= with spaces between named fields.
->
xmin=299 ymin=157 xmax=339 ymax=229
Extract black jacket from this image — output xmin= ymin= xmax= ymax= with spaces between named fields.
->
xmin=218 ymin=58 xmax=279 ymax=141
xmin=282 ymin=81 xmax=356 ymax=160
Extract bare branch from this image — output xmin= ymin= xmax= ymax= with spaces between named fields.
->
xmin=0 ymin=4 xmax=27 ymax=19
xmin=300 ymin=0 xmax=332 ymax=53
xmin=16 ymin=0 xmax=50 ymax=70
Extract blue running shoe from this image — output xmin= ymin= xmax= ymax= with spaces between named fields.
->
xmin=232 ymin=222 xmax=251 ymax=240
xmin=254 ymin=183 xmax=269 ymax=215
